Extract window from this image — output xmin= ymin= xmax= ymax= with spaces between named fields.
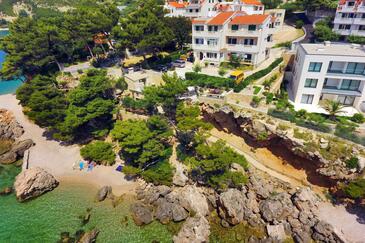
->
xmin=338 ymin=95 xmax=355 ymax=105
xmin=348 ymin=1 xmax=355 ymax=6
xmin=244 ymin=38 xmax=255 ymax=45
xmin=231 ymin=25 xmax=239 ymax=31
xmin=339 ymin=24 xmax=351 ymax=30
xmin=227 ymin=37 xmax=237 ymax=44
xmin=206 ymin=52 xmax=217 ymax=59
xmin=308 ymin=62 xmax=322 ymax=72
xmin=195 ymin=25 xmax=204 ymax=31
xmin=244 ymin=53 xmax=252 ymax=61
xmin=195 ymin=38 xmax=204 ymax=44
xmin=346 ymin=62 xmax=365 ymax=74
xmin=341 ymin=13 xmax=347 ymax=18
xmin=304 ymin=78 xmax=318 ymax=88
xmin=359 ymin=25 xmax=365 ymax=31
xmin=362 ymin=13 xmax=365 ymax=19
xmin=301 ymin=94 xmax=314 ymax=104
xmin=208 ymin=25 xmax=218 ymax=31
xmin=207 ymin=38 xmax=218 ymax=46
xmin=348 ymin=13 xmax=355 ymax=18
xmin=341 ymin=79 xmax=361 ymax=90
xmin=277 ymin=13 xmax=282 ymax=17
xmin=248 ymin=25 xmax=256 ymax=31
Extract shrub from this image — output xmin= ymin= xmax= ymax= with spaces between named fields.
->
xmin=257 ymin=132 xmax=269 ymax=141
xmin=273 ymin=41 xmax=292 ymax=49
xmin=295 ymin=109 xmax=307 ymax=119
xmin=80 ymin=141 xmax=116 ymax=165
xmin=218 ymin=67 xmax=227 ymax=77
xmin=185 ymin=72 xmax=235 ymax=88
xmin=265 ymin=93 xmax=274 ymax=104
xmin=343 ymin=179 xmax=365 ymax=199
xmin=347 ymin=35 xmax=365 ymax=45
xmin=193 ymin=63 xmax=202 ymax=73
xmin=346 ymin=157 xmax=359 ymax=169
xmin=251 ymin=96 xmax=263 ymax=108
xmin=295 ymin=20 xmax=304 ymax=29
xmin=335 ymin=124 xmax=365 ymax=146
xmin=351 ymin=113 xmax=365 ymax=124
xmin=253 ymin=86 xmax=261 ymax=95
xmin=234 ymin=58 xmax=283 ymax=92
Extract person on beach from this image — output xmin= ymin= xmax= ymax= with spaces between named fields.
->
xmin=79 ymin=161 xmax=84 ymax=170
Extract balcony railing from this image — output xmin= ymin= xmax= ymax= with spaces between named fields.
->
xmin=322 ymin=86 xmax=362 ymax=96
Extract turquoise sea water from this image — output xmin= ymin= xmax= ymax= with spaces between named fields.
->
xmin=0 ymin=165 xmax=173 ymax=243
xmin=0 ymin=30 xmax=23 ymax=95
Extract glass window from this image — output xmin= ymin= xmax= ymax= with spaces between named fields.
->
xmin=301 ymin=94 xmax=314 ymax=104
xmin=195 ymin=25 xmax=204 ymax=31
xmin=348 ymin=1 xmax=355 ymax=6
xmin=338 ymin=95 xmax=355 ymax=105
xmin=195 ymin=38 xmax=204 ymax=44
xmin=227 ymin=38 xmax=237 ymax=44
xmin=244 ymin=39 xmax=254 ymax=45
xmin=308 ymin=62 xmax=322 ymax=72
xmin=346 ymin=62 xmax=365 ymax=74
xmin=231 ymin=25 xmax=239 ymax=31
xmin=359 ymin=25 xmax=365 ymax=31
xmin=248 ymin=25 xmax=256 ymax=31
xmin=207 ymin=38 xmax=217 ymax=46
xmin=207 ymin=52 xmax=217 ymax=59
xmin=340 ymin=79 xmax=361 ymax=90
xmin=208 ymin=25 xmax=218 ymax=31
xmin=304 ymin=78 xmax=318 ymax=88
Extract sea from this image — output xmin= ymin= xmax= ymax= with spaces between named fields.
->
xmin=0 ymin=30 xmax=23 ymax=95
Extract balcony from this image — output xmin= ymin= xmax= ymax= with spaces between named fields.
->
xmin=354 ymin=17 xmax=365 ymax=24
xmin=225 ymin=44 xmax=259 ymax=53
xmin=334 ymin=17 xmax=356 ymax=24
xmin=322 ymin=86 xmax=362 ymax=96
xmin=327 ymin=70 xmax=365 ymax=78
xmin=192 ymin=43 xmax=221 ymax=52
xmin=227 ymin=29 xmax=262 ymax=37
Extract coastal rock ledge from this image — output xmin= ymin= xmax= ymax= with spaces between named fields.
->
xmin=14 ymin=167 xmax=59 ymax=202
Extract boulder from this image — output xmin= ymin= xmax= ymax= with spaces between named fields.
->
xmin=0 ymin=109 xmax=24 ymax=140
xmin=130 ymin=202 xmax=153 ymax=226
xmin=312 ymin=221 xmax=342 ymax=243
xmin=96 ymin=186 xmax=112 ymax=202
xmin=179 ymin=185 xmax=209 ymax=217
xmin=0 ymin=151 xmax=18 ymax=164
xmin=173 ymin=216 xmax=210 ymax=243
xmin=266 ymin=224 xmax=287 ymax=241
xmin=173 ymin=167 xmax=188 ymax=187
xmin=155 ymin=199 xmax=174 ymax=224
xmin=259 ymin=192 xmax=295 ymax=223
xmin=14 ymin=167 xmax=59 ymax=202
xmin=11 ymin=139 xmax=34 ymax=157
xmin=78 ymin=229 xmax=99 ymax=243
xmin=218 ymin=189 xmax=246 ymax=225
xmin=0 ymin=187 xmax=12 ymax=195
xmin=172 ymin=203 xmax=189 ymax=222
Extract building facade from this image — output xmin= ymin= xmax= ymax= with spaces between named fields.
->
xmin=192 ymin=11 xmax=274 ymax=66
xmin=333 ymin=0 xmax=365 ymax=37
xmin=289 ymin=42 xmax=365 ymax=113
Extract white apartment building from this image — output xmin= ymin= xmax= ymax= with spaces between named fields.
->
xmin=289 ymin=42 xmax=365 ymax=114
xmin=192 ymin=11 xmax=273 ymax=66
xmin=333 ymin=0 xmax=365 ymax=37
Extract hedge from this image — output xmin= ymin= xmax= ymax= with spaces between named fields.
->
xmin=185 ymin=72 xmax=235 ymax=89
xmin=234 ymin=57 xmax=283 ymax=92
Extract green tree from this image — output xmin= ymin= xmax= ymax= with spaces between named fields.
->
xmin=186 ymin=140 xmax=248 ymax=189
xmin=343 ymin=179 xmax=365 ymax=199
xmin=314 ymin=19 xmax=339 ymax=42
xmin=347 ymin=35 xmax=365 ymax=45
xmin=113 ymin=0 xmax=173 ymax=57
xmin=80 ymin=141 xmax=116 ymax=165
xmin=165 ymin=16 xmax=192 ymax=49
xmin=54 ymin=69 xmax=115 ymax=142
xmin=261 ymin=0 xmax=283 ymax=9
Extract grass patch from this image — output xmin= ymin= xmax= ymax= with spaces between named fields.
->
xmin=293 ymin=128 xmax=313 ymax=141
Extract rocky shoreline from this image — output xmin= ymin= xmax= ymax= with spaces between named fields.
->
xmin=131 ymin=167 xmax=344 ymax=243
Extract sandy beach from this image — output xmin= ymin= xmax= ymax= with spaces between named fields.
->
xmin=0 ymin=94 xmax=137 ymax=195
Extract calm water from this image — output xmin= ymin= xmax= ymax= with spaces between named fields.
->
xmin=0 ymin=165 xmax=173 ymax=242
xmin=0 ymin=30 xmax=23 ymax=95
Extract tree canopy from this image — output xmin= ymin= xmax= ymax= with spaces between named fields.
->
xmin=80 ymin=141 xmax=116 ymax=165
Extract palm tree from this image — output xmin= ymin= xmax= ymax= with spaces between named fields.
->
xmin=322 ymin=99 xmax=345 ymax=120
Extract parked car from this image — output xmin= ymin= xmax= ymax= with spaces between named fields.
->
xmin=172 ymin=59 xmax=186 ymax=68
xmin=153 ymin=64 xmax=168 ymax=72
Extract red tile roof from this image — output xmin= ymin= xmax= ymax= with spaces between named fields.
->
xmin=168 ymin=1 xmax=187 ymax=8
xmin=207 ymin=11 xmax=235 ymax=25
xmin=241 ymin=0 xmax=263 ymax=6
xmin=230 ymin=14 xmax=269 ymax=25
xmin=192 ymin=19 xmax=207 ymax=24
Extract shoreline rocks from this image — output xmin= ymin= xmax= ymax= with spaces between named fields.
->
xmin=0 ymin=139 xmax=34 ymax=164
xmin=14 ymin=167 xmax=59 ymax=202
xmin=0 ymin=109 xmax=24 ymax=140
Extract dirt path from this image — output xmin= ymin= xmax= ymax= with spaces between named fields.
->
xmin=0 ymin=94 xmax=137 ymax=195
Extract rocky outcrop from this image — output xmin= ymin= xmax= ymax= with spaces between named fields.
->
xmin=172 ymin=216 xmax=210 ymax=243
xmin=0 ymin=109 xmax=24 ymax=140
xmin=130 ymin=202 xmax=153 ymax=226
xmin=202 ymin=104 xmax=364 ymax=181
xmin=96 ymin=186 xmax=112 ymax=202
xmin=0 ymin=139 xmax=34 ymax=164
xmin=78 ymin=229 xmax=99 ymax=243
xmin=14 ymin=167 xmax=59 ymax=202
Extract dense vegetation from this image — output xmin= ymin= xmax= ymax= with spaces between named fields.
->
xmin=111 ymin=116 xmax=174 ymax=185
xmin=16 ymin=69 xmax=116 ymax=142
